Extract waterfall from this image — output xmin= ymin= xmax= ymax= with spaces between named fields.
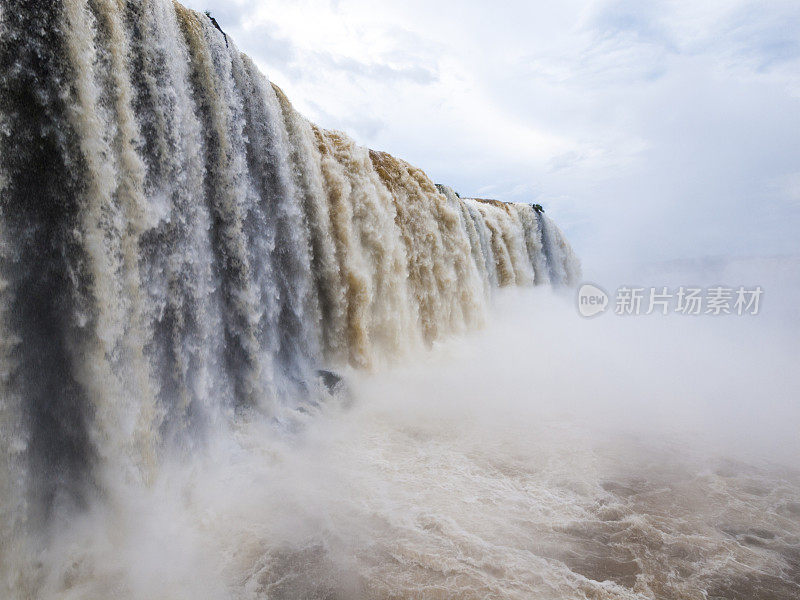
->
xmin=0 ymin=0 xmax=580 ymax=586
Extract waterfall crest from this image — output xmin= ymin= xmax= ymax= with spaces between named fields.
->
xmin=0 ymin=0 xmax=581 ymax=552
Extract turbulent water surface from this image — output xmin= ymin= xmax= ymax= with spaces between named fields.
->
xmin=1 ymin=1 xmax=799 ymax=599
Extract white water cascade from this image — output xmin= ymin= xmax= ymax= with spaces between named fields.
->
xmin=0 ymin=2 xmax=582 ymax=597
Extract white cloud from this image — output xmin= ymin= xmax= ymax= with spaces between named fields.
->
xmin=186 ymin=0 xmax=800 ymax=271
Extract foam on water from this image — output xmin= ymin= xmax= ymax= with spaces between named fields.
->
xmin=6 ymin=288 xmax=799 ymax=599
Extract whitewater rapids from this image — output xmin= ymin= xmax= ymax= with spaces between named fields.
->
xmin=4 ymin=288 xmax=799 ymax=599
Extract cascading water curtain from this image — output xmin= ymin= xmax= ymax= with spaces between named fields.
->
xmin=0 ymin=0 xmax=580 ymax=586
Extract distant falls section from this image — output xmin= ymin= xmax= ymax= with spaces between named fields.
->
xmin=0 ymin=0 xmax=580 ymax=540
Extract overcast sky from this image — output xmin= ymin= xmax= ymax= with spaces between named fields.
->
xmin=184 ymin=0 xmax=800 ymax=272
